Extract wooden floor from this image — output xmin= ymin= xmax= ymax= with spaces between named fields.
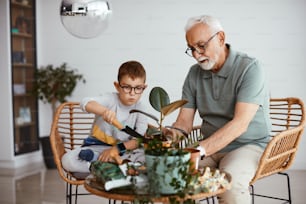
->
xmin=0 ymin=165 xmax=305 ymax=204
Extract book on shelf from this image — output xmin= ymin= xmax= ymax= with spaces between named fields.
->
xmin=89 ymin=161 xmax=147 ymax=191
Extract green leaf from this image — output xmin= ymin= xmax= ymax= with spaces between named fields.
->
xmin=149 ymin=87 xmax=170 ymax=112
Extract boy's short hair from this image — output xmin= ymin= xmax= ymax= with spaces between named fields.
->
xmin=117 ymin=61 xmax=146 ymax=82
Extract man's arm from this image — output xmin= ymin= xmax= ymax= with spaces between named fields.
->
xmin=172 ymin=107 xmax=196 ymax=134
xmin=200 ymin=102 xmax=259 ymax=156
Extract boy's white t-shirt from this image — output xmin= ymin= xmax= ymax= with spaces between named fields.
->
xmin=81 ymin=92 xmax=148 ymax=143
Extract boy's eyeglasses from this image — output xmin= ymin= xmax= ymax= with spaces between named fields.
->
xmin=119 ymin=83 xmax=145 ymax=94
xmin=185 ymin=32 xmax=219 ymax=57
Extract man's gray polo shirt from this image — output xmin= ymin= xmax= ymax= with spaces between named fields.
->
xmin=182 ymin=45 xmax=271 ymax=152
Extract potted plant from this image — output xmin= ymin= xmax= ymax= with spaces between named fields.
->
xmin=33 ymin=62 xmax=86 ymax=117
xmin=131 ymin=87 xmax=195 ymax=196
xmin=32 ymin=62 xmax=86 ymax=168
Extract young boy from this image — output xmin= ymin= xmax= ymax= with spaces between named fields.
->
xmin=62 ymin=60 xmax=148 ymax=173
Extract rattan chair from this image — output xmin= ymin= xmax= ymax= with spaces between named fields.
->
xmin=250 ymin=97 xmax=305 ymax=203
xmin=180 ymin=125 xmax=202 ymax=149
xmin=186 ymin=97 xmax=305 ymax=204
xmin=50 ymin=102 xmax=94 ymax=204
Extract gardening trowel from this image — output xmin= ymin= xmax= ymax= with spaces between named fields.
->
xmin=112 ymin=118 xmax=149 ymax=143
xmin=111 ymin=118 xmax=172 ymax=147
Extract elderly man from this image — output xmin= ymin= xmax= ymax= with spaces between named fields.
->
xmin=172 ymin=15 xmax=271 ymax=203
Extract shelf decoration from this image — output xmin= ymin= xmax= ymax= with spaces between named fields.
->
xmin=15 ymin=16 xmax=31 ymax=34
xmin=13 ymin=84 xmax=26 ymax=95
xmin=19 ymin=106 xmax=31 ymax=123
xmin=12 ymin=51 xmax=25 ymax=63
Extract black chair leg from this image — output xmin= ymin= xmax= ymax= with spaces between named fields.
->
xmin=278 ymin=172 xmax=292 ymax=204
xmin=75 ymin=185 xmax=79 ymax=204
xmin=249 ymin=184 xmax=254 ymax=204
xmin=249 ymin=173 xmax=291 ymax=204
xmin=66 ymin=182 xmax=72 ymax=204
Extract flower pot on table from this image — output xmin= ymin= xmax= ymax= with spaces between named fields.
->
xmin=145 ymin=150 xmax=190 ymax=195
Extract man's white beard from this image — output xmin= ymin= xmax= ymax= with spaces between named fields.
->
xmin=197 ymin=57 xmax=215 ymax=71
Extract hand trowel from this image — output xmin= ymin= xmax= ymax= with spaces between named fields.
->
xmin=112 ymin=118 xmax=149 ymax=143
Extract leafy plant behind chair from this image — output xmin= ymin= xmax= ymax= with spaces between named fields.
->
xmin=32 ymin=62 xmax=86 ymax=118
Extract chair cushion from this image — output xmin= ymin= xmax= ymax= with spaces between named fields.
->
xmin=71 ymin=172 xmax=90 ymax=180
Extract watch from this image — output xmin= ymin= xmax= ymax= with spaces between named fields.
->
xmin=116 ymin=142 xmax=126 ymax=156
xmin=196 ymin=145 xmax=206 ymax=159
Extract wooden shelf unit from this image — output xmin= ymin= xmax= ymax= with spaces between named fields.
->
xmin=10 ymin=0 xmax=39 ymax=155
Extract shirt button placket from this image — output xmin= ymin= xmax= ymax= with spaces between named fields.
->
xmin=212 ymin=74 xmax=220 ymax=100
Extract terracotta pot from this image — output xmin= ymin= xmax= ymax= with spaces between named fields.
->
xmin=184 ymin=148 xmax=200 ymax=174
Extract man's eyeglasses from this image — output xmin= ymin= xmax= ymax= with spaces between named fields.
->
xmin=185 ymin=32 xmax=220 ymax=57
xmin=119 ymin=83 xmax=145 ymax=94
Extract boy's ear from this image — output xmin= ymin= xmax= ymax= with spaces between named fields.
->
xmin=114 ymin=81 xmax=120 ymax=91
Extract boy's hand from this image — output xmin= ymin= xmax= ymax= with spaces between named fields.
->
xmin=98 ymin=146 xmax=123 ymax=165
xmin=101 ymin=109 xmax=117 ymax=124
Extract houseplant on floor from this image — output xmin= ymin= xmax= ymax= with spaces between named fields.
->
xmin=33 ymin=62 xmax=86 ymax=168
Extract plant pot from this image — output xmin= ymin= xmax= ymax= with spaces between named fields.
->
xmin=40 ymin=136 xmax=56 ymax=169
xmin=145 ymin=150 xmax=190 ymax=194
xmin=184 ymin=148 xmax=200 ymax=174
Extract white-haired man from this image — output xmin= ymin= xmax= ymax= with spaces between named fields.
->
xmin=172 ymin=15 xmax=271 ymax=203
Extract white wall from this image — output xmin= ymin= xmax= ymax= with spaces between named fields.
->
xmin=36 ymin=0 xmax=306 ymax=169
xmin=0 ymin=0 xmax=14 ymax=162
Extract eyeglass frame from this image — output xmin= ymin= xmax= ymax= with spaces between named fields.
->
xmin=185 ymin=31 xmax=220 ymax=57
xmin=118 ymin=83 xmax=146 ymax=94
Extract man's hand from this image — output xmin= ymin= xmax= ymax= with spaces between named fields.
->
xmin=162 ymin=127 xmax=186 ymax=143
xmin=98 ymin=146 xmax=123 ymax=164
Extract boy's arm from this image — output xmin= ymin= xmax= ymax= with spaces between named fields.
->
xmin=84 ymin=100 xmax=144 ymax=163
xmin=85 ymin=100 xmax=117 ymax=124
xmin=98 ymin=139 xmax=139 ymax=164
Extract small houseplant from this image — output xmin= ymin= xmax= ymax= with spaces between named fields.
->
xmin=32 ymin=62 xmax=86 ymax=168
xmin=33 ymin=62 xmax=86 ymax=117
xmin=131 ymin=87 xmax=193 ymax=196
xmin=131 ymin=86 xmax=188 ymax=151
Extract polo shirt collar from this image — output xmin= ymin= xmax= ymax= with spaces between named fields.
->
xmin=201 ymin=44 xmax=236 ymax=78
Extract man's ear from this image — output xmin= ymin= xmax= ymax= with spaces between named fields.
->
xmin=218 ymin=31 xmax=225 ymax=45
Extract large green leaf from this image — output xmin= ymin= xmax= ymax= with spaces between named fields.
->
xmin=161 ymin=99 xmax=188 ymax=116
xmin=149 ymin=87 xmax=170 ymax=112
